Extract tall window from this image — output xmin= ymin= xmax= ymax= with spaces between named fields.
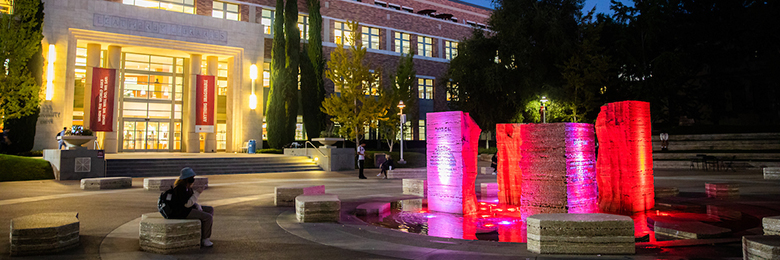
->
xmin=446 ymin=81 xmax=458 ymax=101
xmin=298 ymin=15 xmax=309 ymax=39
xmin=417 ymin=36 xmax=433 ymax=57
xmin=444 ymin=41 xmax=458 ymax=60
xmin=334 ymin=22 xmax=354 ymax=46
xmin=394 ymin=32 xmax=411 ymax=54
xmin=201 ymin=60 xmax=229 ymax=95
xmin=364 ymin=71 xmax=380 ymax=96
xmin=263 ymin=62 xmax=271 ymax=88
xmin=403 ymin=121 xmax=412 ymax=140
xmin=0 ymin=0 xmax=11 ymax=14
xmin=361 ymin=26 xmax=380 ymax=50
xmin=122 ymin=0 xmax=195 ymax=14
xmin=418 ymin=78 xmax=433 ymax=99
xmin=418 ymin=120 xmax=426 ymax=140
xmin=261 ymin=9 xmax=274 ymax=34
xmin=212 ymin=1 xmax=239 ymax=21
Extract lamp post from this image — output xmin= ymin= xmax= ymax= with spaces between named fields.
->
xmin=398 ymin=100 xmax=406 ymax=164
xmin=540 ymin=96 xmax=549 ymax=123
xmin=249 ymin=64 xmax=258 ymax=110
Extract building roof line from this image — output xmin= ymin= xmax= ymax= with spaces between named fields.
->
xmin=446 ymin=0 xmax=494 ymax=11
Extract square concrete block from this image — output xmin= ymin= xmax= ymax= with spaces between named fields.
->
xmin=80 ymin=177 xmax=132 ymax=190
xmin=386 ymin=168 xmax=427 ymax=179
xmin=480 ymin=167 xmax=495 ymax=175
xmin=295 ymin=194 xmax=340 ymax=223
xmin=765 ymin=167 xmax=780 ymax=180
xmin=705 ymin=183 xmax=739 ymax=199
xmin=402 ymin=179 xmax=427 ymax=197
xmin=481 ymin=182 xmax=498 ymax=197
xmin=356 ymin=202 xmax=391 ymax=216
xmin=526 ymin=213 xmax=635 ymax=255
xmin=654 ymin=220 xmax=731 ymax=239
xmin=144 ymin=176 xmax=208 ymax=191
xmin=654 ymin=187 xmax=679 ymax=198
xmin=764 ymin=216 xmax=780 ymax=236
xmin=743 ymin=235 xmax=780 ymax=260
xmin=10 ymin=212 xmax=80 ymax=256
xmin=275 ymin=185 xmax=326 ymax=206
xmin=139 ymin=214 xmax=201 ymax=254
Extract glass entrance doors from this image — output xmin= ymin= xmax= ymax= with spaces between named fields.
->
xmin=122 ymin=121 xmax=182 ymax=151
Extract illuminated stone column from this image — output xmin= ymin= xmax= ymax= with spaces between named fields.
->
xmin=596 ymin=101 xmax=654 ymax=213
xmin=204 ymin=56 xmax=218 ymax=153
xmin=82 ymin=43 xmax=101 ymax=128
xmin=103 ymin=45 xmax=121 ymax=153
xmin=426 ymin=111 xmax=481 ymax=215
xmin=496 ymin=124 xmax=523 ymax=206
xmin=184 ymin=54 xmax=202 ymax=153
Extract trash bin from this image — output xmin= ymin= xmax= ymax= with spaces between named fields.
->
xmin=247 ymin=139 xmax=257 ymax=154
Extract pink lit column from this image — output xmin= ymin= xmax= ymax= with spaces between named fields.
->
xmin=426 ymin=111 xmax=481 ymax=215
xmin=496 ymin=124 xmax=523 ymax=206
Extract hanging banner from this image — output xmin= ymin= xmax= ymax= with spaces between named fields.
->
xmin=195 ymin=74 xmax=215 ymax=133
xmin=90 ymin=67 xmax=116 ymax=132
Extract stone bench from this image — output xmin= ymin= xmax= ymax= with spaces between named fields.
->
xmin=527 ymin=213 xmax=635 ymax=255
xmin=654 ymin=219 xmax=731 ymax=239
xmin=480 ymin=182 xmax=498 ymax=197
xmin=356 ymin=202 xmax=391 ymax=216
xmin=402 ymin=179 xmax=427 ymax=197
xmin=743 ymin=235 xmax=780 ymax=260
xmin=480 ymin=167 xmax=495 ymax=175
xmin=296 ymin=194 xmax=340 ymax=223
xmin=764 ymin=216 xmax=780 ymax=235
xmin=275 ymin=185 xmax=326 ymax=206
xmin=80 ymin=177 xmax=132 ymax=190
xmin=10 ymin=212 xmax=80 ymax=256
xmin=705 ymin=183 xmax=739 ymax=199
xmin=765 ymin=167 xmax=780 ymax=180
xmin=386 ymin=168 xmax=426 ymax=179
xmin=139 ymin=213 xmax=201 ymax=254
xmin=144 ymin=176 xmax=209 ymax=191
xmin=654 ymin=187 xmax=679 ymax=198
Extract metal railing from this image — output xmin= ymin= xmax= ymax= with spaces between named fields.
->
xmin=304 ymin=141 xmax=328 ymax=159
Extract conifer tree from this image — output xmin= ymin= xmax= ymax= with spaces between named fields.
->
xmin=265 ymin=0 xmax=287 ymax=148
xmin=300 ymin=0 xmax=325 ymax=139
xmin=283 ymin=0 xmax=300 ymax=143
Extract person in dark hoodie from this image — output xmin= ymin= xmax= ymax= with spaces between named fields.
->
xmin=379 ymin=154 xmax=394 ymax=179
xmin=170 ymin=167 xmax=214 ymax=247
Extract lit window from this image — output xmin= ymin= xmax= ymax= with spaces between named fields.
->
xmin=261 ymin=9 xmax=275 ymax=34
xmin=394 ymin=32 xmax=410 ymax=54
xmin=0 ymin=0 xmax=12 ymax=14
xmin=263 ymin=62 xmax=271 ymax=88
xmin=361 ymin=26 xmax=380 ymax=50
xmin=334 ymin=22 xmax=354 ymax=46
xmin=417 ymin=36 xmax=433 ymax=57
xmin=212 ymin=1 xmax=240 ymax=21
xmin=418 ymin=120 xmax=425 ymax=140
xmin=201 ymin=59 xmax=229 ymax=95
xmin=446 ymin=81 xmax=458 ymax=101
xmin=403 ymin=121 xmax=412 ymax=140
xmin=418 ymin=78 xmax=433 ymax=99
xmin=122 ymin=0 xmax=195 ymax=14
xmin=444 ymin=41 xmax=458 ymax=60
xmin=363 ymin=71 xmax=380 ymax=96
xmin=298 ymin=15 xmax=309 ymax=39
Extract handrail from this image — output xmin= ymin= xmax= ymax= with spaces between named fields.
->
xmin=304 ymin=141 xmax=328 ymax=159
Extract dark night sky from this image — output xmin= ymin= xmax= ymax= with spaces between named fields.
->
xmin=458 ymin=0 xmax=634 ymax=15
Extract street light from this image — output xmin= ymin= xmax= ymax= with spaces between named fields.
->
xmin=249 ymin=64 xmax=258 ymax=110
xmin=398 ymin=100 xmax=407 ymax=164
xmin=540 ymin=96 xmax=548 ymax=123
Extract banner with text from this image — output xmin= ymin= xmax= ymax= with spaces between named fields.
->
xmin=196 ymin=74 xmax=215 ymax=133
xmin=90 ymin=67 xmax=116 ymax=132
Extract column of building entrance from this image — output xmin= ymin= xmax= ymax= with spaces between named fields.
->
xmin=204 ymin=56 xmax=219 ymax=153
xmin=185 ymin=54 xmax=202 ymax=153
xmin=103 ymin=45 xmax=121 ymax=153
xmin=82 ymin=43 xmax=101 ymax=149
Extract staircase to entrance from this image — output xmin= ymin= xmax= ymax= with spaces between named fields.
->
xmin=106 ymin=154 xmax=321 ymax=177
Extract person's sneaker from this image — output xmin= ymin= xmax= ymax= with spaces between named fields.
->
xmin=202 ymin=239 xmax=213 ymax=247
xmin=377 ymin=173 xmax=382 ymax=177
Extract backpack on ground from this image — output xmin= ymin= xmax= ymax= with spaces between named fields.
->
xmin=158 ymin=188 xmax=175 ymax=219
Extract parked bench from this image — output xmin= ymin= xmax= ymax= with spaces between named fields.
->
xmin=139 ymin=213 xmax=201 ymax=254
xmin=80 ymin=177 xmax=132 ymax=190
xmin=144 ymin=176 xmax=209 ymax=191
xmin=295 ymin=194 xmax=340 ymax=223
xmin=275 ymin=185 xmax=325 ymax=206
xmin=526 ymin=213 xmax=635 ymax=255
xmin=10 ymin=212 xmax=80 ymax=256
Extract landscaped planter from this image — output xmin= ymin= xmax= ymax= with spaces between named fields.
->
xmin=62 ymin=136 xmax=96 ymax=149
xmin=311 ymin=138 xmax=343 ymax=148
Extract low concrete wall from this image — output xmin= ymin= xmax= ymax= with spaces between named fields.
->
xmin=43 ymin=149 xmax=106 ymax=180
xmin=285 ymin=148 xmax=355 ymax=171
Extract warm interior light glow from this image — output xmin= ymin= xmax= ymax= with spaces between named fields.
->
xmin=249 ymin=93 xmax=257 ymax=110
xmin=45 ymin=44 xmax=56 ymax=100
xmin=249 ymin=64 xmax=258 ymax=80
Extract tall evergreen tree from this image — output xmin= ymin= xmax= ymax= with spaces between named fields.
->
xmin=283 ymin=0 xmax=300 ymax=143
xmin=265 ymin=0 xmax=287 ymax=148
xmin=300 ymin=0 xmax=326 ymax=140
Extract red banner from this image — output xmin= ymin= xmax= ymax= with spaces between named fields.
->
xmin=195 ymin=75 xmax=215 ymax=133
xmin=90 ymin=67 xmax=116 ymax=132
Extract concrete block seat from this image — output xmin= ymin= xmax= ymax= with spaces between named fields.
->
xmin=526 ymin=213 xmax=635 ymax=255
xmin=743 ymin=235 xmax=780 ymax=260
xmin=480 ymin=182 xmax=498 ymax=197
xmin=144 ymin=176 xmax=208 ymax=191
xmin=356 ymin=202 xmax=391 ymax=216
xmin=705 ymin=183 xmax=739 ymax=199
xmin=275 ymin=185 xmax=325 ymax=206
xmin=386 ymin=168 xmax=426 ymax=179
xmin=764 ymin=216 xmax=780 ymax=235
xmin=139 ymin=213 xmax=201 ymax=254
xmin=654 ymin=187 xmax=679 ymax=198
xmin=296 ymin=194 xmax=341 ymax=223
xmin=10 ymin=212 xmax=80 ymax=256
xmin=402 ymin=179 xmax=427 ymax=197
xmin=765 ymin=167 xmax=780 ymax=180
xmin=80 ymin=177 xmax=132 ymax=190
xmin=654 ymin=219 xmax=731 ymax=239
xmin=480 ymin=167 xmax=495 ymax=175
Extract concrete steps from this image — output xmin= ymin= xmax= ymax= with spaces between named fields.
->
xmin=106 ymin=156 xmax=321 ymax=177
xmin=650 ymin=133 xmax=780 ymax=169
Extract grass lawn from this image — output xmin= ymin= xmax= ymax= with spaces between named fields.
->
xmin=0 ymin=154 xmax=54 ymax=182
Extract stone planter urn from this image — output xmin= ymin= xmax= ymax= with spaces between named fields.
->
xmin=311 ymin=137 xmax=343 ymax=148
xmin=62 ymin=135 xmax=96 ymax=149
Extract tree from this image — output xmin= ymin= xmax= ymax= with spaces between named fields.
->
xmin=0 ymin=0 xmax=43 ymax=121
xmin=379 ymin=54 xmax=416 ymax=152
xmin=284 ymin=0 xmax=300 ymax=142
xmin=300 ymin=0 xmax=326 ymax=140
xmin=322 ymin=21 xmax=392 ymax=147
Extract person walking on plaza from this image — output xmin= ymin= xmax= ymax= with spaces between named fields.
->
xmin=57 ymin=127 xmax=67 ymax=149
xmin=357 ymin=142 xmax=367 ymax=179
xmin=379 ymin=154 xmax=394 ymax=179
xmin=169 ymin=167 xmax=215 ymax=247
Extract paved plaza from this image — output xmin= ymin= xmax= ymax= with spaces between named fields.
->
xmin=1 ymin=165 xmax=779 ymax=259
